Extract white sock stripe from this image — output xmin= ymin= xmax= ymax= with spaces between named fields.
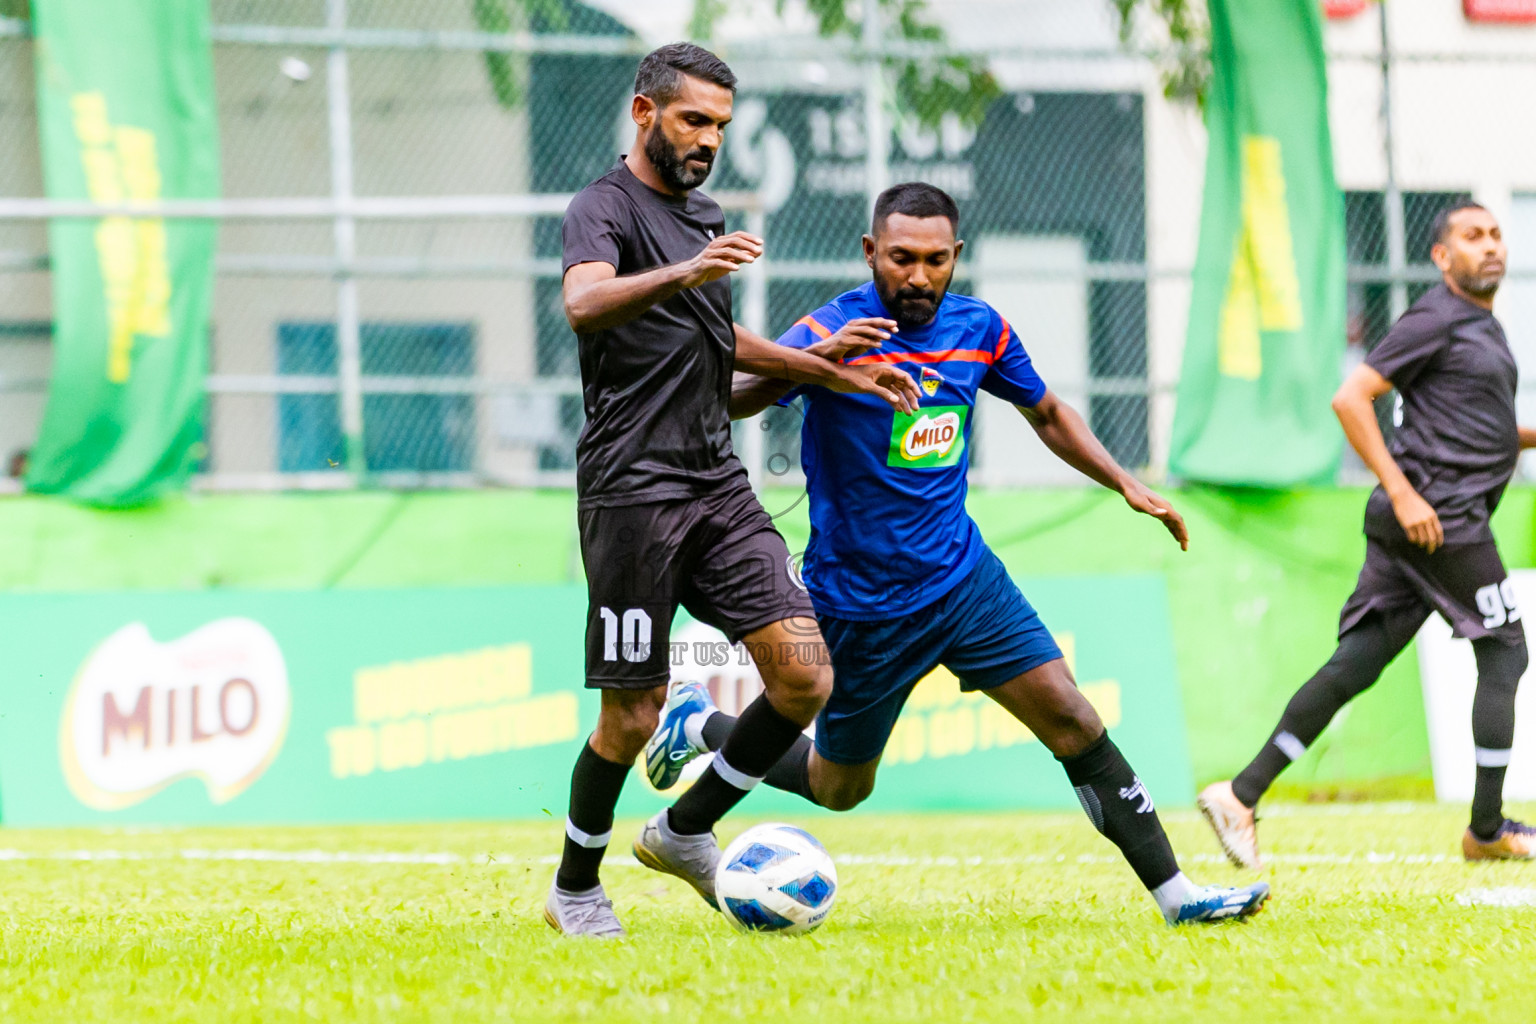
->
xmin=565 ymin=819 xmax=612 ymax=849
xmin=710 ymin=752 xmax=764 ymax=792
xmin=1475 ymin=746 xmax=1513 ymax=768
xmin=1274 ymin=731 xmax=1307 ymax=762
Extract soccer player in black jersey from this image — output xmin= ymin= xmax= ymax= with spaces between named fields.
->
xmin=1201 ymin=203 xmax=1536 ymax=866
xmin=545 ymin=43 xmax=922 ymax=937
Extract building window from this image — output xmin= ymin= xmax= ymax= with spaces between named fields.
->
xmin=277 ymin=322 xmax=476 ymax=473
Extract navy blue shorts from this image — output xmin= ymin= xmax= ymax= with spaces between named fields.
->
xmin=813 ymin=548 xmax=1063 ymax=765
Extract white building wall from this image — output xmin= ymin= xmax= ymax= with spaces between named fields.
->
xmin=10 ymin=1 xmax=1536 ymax=484
xmin=208 ymin=39 xmax=536 ymax=478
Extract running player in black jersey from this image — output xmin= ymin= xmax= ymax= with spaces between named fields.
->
xmin=545 ymin=43 xmax=921 ymax=937
xmin=1201 ymin=203 xmax=1536 ymax=866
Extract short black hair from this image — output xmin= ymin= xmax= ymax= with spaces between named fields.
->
xmin=634 ymin=43 xmax=736 ymax=106
xmin=872 ymin=182 xmax=959 ymax=236
xmin=1431 ymin=200 xmax=1488 ymax=248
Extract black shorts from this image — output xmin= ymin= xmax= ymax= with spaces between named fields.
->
xmin=1339 ymin=536 xmax=1526 ymax=648
xmin=578 ymin=478 xmax=816 ymax=689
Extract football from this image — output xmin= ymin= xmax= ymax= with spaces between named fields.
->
xmin=715 ymin=823 xmax=839 ymax=934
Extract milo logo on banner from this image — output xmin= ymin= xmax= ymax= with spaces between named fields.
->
xmin=888 ymin=406 xmax=968 ymax=468
xmin=59 ymin=619 xmax=292 ymax=810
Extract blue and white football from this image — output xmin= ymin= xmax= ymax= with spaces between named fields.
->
xmin=715 ymin=823 xmax=838 ymax=934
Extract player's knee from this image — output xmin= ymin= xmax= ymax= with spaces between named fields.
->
xmin=1475 ymin=636 xmax=1528 ymax=693
xmin=819 ymin=776 xmax=874 ymax=812
xmin=594 ymin=701 xmax=660 ymax=760
xmin=1036 ymin=680 xmax=1103 ymax=749
xmin=764 ymin=658 xmax=833 ymax=723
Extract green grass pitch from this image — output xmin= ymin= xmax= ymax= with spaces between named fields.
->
xmin=2 ymin=803 xmax=1534 ymax=1022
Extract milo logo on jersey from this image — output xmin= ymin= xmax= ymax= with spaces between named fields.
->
xmin=889 ymin=406 xmax=968 ymax=469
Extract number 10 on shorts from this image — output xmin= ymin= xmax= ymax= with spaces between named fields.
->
xmin=1476 ymin=581 xmax=1521 ymax=629
xmin=599 ymin=607 xmax=653 ymax=662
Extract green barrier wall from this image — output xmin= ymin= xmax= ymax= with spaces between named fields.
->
xmin=2 ymin=487 xmax=1531 ymax=791
xmin=0 ymin=577 xmax=1188 ymax=825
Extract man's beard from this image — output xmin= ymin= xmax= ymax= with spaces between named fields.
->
xmin=878 ymin=282 xmax=943 ymax=328
xmin=645 ymin=128 xmax=714 ymax=191
xmin=1456 ymin=262 xmax=1503 ymax=299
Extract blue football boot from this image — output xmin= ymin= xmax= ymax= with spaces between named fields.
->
xmin=1170 ymin=881 xmax=1270 ymax=925
xmin=645 ymin=679 xmax=714 ymax=790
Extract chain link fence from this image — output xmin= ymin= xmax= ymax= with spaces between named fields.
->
xmin=0 ymin=1 xmax=1532 ymax=492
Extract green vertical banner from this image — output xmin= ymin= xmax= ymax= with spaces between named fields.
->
xmin=27 ymin=0 xmax=219 ymax=506
xmin=1169 ymin=0 xmax=1346 ymax=487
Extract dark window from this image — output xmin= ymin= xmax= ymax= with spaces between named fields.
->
xmin=277 ymin=322 xmax=476 ymax=473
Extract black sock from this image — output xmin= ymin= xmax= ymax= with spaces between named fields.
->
xmin=1470 ymin=637 xmax=1527 ymax=839
xmin=701 ymin=711 xmax=733 ymax=750
xmin=554 ymin=740 xmax=632 ymax=892
xmin=1058 ymin=733 xmax=1180 ymax=891
xmin=668 ymin=696 xmax=808 ymax=835
xmin=1231 ymin=619 xmax=1403 ymax=807
xmin=700 ymin=711 xmax=819 ymax=805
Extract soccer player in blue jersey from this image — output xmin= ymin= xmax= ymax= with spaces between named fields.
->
xmin=641 ymin=182 xmax=1270 ymax=925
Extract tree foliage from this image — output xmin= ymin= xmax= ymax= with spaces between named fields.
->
xmin=1109 ymin=0 xmax=1210 ymax=104
xmin=692 ymin=0 xmax=1002 ymax=128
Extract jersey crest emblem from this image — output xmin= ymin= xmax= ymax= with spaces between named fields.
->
xmin=887 ymin=406 xmax=968 ymax=469
xmin=920 ymin=367 xmax=943 ymax=397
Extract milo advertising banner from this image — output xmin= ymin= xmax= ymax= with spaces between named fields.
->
xmin=0 ymin=576 xmax=1190 ymax=825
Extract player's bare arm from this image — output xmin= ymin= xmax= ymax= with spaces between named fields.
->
xmin=1332 ymin=362 xmax=1443 ymax=553
xmin=728 ymin=317 xmax=898 ymax=419
xmin=562 ymin=230 xmax=764 ymax=334
xmin=1519 ymin=425 xmax=1536 ymax=449
xmin=734 ymin=324 xmax=920 ymax=414
xmin=1018 ymin=390 xmax=1188 ymax=551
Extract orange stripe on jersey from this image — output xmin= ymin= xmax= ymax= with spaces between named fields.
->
xmin=994 ymin=320 xmax=1012 ymax=360
xmin=796 ymin=315 xmax=833 ymax=340
xmin=846 ymin=348 xmax=995 ymax=367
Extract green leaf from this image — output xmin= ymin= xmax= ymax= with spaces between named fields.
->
xmin=1108 ymin=0 xmax=1211 ymax=106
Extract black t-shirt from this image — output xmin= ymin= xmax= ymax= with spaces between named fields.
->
xmin=1363 ymin=283 xmax=1519 ymax=545
xmin=561 ymin=159 xmax=746 ymax=508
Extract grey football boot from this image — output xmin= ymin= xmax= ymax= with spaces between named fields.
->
xmin=544 ymin=882 xmax=626 ymax=938
xmin=633 ymin=810 xmax=721 ymax=909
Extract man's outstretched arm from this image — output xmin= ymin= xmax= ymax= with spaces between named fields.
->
xmin=733 ymin=323 xmax=919 ymax=415
xmin=729 ymin=317 xmax=899 ymax=419
xmin=1018 ymin=390 xmax=1188 ymax=551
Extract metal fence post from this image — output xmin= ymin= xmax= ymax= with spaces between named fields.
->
xmin=862 ymin=2 xmax=889 ymax=215
xmin=1378 ymin=2 xmax=1407 ymax=321
xmin=327 ymin=0 xmax=365 ymax=478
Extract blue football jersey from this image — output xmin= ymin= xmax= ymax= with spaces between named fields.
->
xmin=778 ymin=281 xmax=1047 ymax=620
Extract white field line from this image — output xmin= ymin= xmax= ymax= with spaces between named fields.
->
xmin=0 ymin=804 xmax=1485 ymax=868
xmin=1458 ymin=887 xmax=1536 ymax=907
xmin=0 ymin=848 xmax=1468 ymax=867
